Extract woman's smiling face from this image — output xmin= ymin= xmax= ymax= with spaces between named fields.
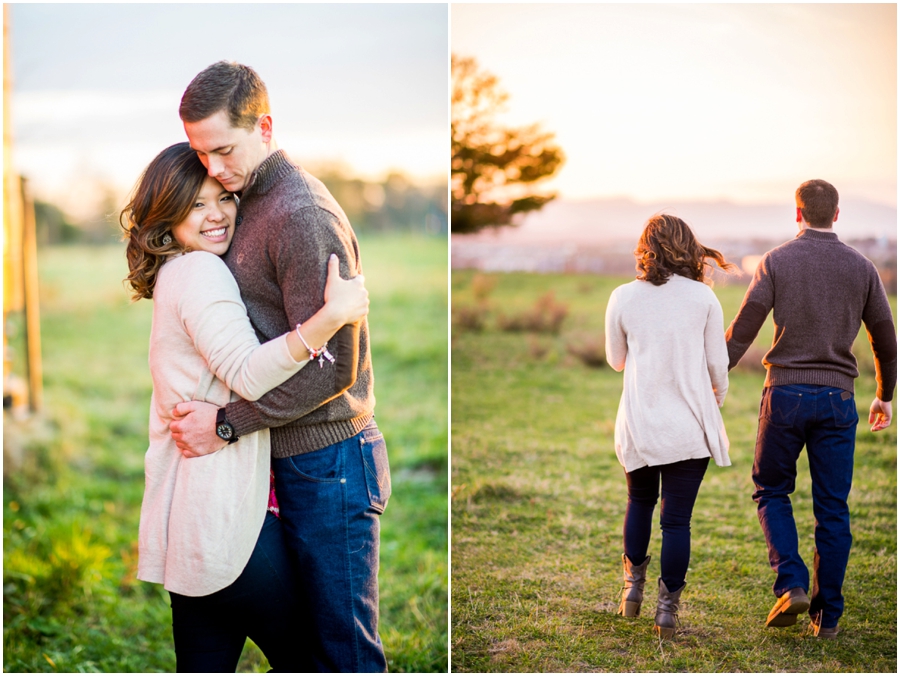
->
xmin=171 ymin=176 xmax=237 ymax=256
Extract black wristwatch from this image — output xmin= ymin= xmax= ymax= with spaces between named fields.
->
xmin=216 ymin=407 xmax=239 ymax=444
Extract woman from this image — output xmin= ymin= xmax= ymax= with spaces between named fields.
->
xmin=604 ymin=214 xmax=735 ymax=639
xmin=121 ymin=142 xmax=369 ymax=672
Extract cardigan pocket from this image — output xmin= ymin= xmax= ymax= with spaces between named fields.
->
xmin=191 ymin=370 xmax=216 ymax=402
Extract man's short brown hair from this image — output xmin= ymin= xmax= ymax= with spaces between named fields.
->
xmin=795 ymin=179 xmax=839 ymax=228
xmin=179 ymin=61 xmax=269 ymax=131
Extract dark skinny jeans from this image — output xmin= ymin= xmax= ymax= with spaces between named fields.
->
xmin=623 ymin=457 xmax=709 ymax=591
xmin=168 ymin=511 xmax=309 ymax=673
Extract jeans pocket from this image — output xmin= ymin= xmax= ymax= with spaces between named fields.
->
xmin=284 ymin=443 xmax=344 ymax=483
xmin=761 ymin=386 xmax=802 ymax=427
xmin=829 ymin=391 xmax=859 ymax=428
xmin=360 ymin=432 xmax=391 ymax=514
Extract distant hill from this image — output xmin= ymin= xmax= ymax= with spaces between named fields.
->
xmin=467 ymin=196 xmax=896 ymax=245
xmin=452 ymin=196 xmax=896 ymax=292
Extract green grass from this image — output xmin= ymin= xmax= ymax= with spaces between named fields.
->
xmin=451 ymin=270 xmax=896 ymax=672
xmin=3 ymin=234 xmax=448 ymax=673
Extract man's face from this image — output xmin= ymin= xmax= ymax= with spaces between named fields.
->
xmin=184 ymin=110 xmax=271 ymax=193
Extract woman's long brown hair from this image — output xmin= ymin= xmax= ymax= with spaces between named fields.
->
xmin=635 ymin=213 xmax=736 ymax=286
xmin=119 ymin=143 xmax=209 ymax=300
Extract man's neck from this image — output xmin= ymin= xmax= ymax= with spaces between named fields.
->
xmin=265 ymin=138 xmax=279 ymax=160
xmin=799 ymin=222 xmax=834 ymax=232
xmin=240 ymin=141 xmax=283 ymax=196
xmin=248 ymin=138 xmax=279 ymax=177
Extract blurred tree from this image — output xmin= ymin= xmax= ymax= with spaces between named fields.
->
xmin=79 ymin=185 xmax=122 ymax=244
xmin=34 ymin=200 xmax=81 ymax=245
xmin=451 ymin=55 xmax=564 ymax=234
xmin=314 ymin=163 xmax=447 ymax=234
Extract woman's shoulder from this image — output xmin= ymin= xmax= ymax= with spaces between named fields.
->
xmin=163 ymin=251 xmax=231 ymax=280
xmin=670 ymin=274 xmax=718 ymax=295
xmin=157 ymin=252 xmax=238 ymax=305
xmin=678 ymin=277 xmax=724 ymax=313
xmin=610 ymin=278 xmax=651 ymax=302
xmin=610 ymin=279 xmax=642 ymax=295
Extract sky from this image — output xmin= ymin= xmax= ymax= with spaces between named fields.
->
xmin=452 ymin=4 xmax=897 ymax=207
xmin=7 ymin=3 xmax=448 ymax=220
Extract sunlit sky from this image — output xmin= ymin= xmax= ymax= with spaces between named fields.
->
xmin=8 ymin=3 xmax=447 ymax=220
xmin=452 ymin=3 xmax=896 ymax=207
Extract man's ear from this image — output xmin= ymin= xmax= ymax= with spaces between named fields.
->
xmin=833 ymin=206 xmax=839 ymax=223
xmin=795 ymin=207 xmax=803 ymax=223
xmin=258 ymin=114 xmax=274 ymax=143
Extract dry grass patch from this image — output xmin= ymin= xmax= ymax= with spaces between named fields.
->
xmin=498 ymin=291 xmax=569 ymax=334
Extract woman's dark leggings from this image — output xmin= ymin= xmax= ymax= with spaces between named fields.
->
xmin=168 ymin=511 xmax=309 ymax=673
xmin=623 ymin=457 xmax=709 ymax=592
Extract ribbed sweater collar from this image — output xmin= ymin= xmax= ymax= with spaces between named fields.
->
xmin=795 ymin=227 xmax=839 ymax=242
xmin=242 ymin=149 xmax=296 ymax=199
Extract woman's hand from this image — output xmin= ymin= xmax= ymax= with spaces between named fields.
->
xmin=323 ymin=254 xmax=369 ymax=326
xmin=285 ymin=255 xmax=367 ymax=363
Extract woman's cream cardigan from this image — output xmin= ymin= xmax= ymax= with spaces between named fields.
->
xmin=137 ymin=251 xmax=308 ymax=596
xmin=605 ymin=274 xmax=730 ymax=472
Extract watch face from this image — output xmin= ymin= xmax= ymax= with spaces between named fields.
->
xmin=216 ymin=422 xmax=234 ymax=440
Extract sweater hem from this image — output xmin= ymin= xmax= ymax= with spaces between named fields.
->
xmin=136 ymin=549 xmax=165 ymax=586
xmin=271 ymin=412 xmax=374 ymax=457
xmin=765 ymin=367 xmax=855 ymax=394
xmin=620 ymin=448 xmax=715 ymax=474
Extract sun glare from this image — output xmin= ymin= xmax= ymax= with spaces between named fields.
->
xmin=452 ymin=4 xmax=896 ymax=206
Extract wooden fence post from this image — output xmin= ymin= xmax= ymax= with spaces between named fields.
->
xmin=20 ymin=177 xmax=43 ymax=411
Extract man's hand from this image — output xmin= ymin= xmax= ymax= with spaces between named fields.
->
xmin=868 ymin=398 xmax=893 ymax=432
xmin=170 ymin=400 xmax=228 ymax=458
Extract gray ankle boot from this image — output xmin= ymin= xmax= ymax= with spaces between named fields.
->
xmin=654 ymin=578 xmax=685 ymax=639
xmin=617 ymin=554 xmax=651 ymax=617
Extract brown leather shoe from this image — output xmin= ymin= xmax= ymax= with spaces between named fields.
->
xmin=766 ymin=588 xmax=810 ymax=627
xmin=809 ymin=614 xmax=839 ymax=638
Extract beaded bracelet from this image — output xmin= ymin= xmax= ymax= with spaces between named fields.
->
xmin=295 ymin=323 xmax=336 ymax=368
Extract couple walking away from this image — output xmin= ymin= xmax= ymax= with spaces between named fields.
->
xmin=121 ymin=62 xmax=390 ymax=672
xmin=606 ymin=180 xmax=896 ymax=640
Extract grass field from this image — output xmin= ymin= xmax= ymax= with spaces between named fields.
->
xmin=451 ymin=269 xmax=897 ymax=672
xmin=3 ymin=234 xmax=448 ymax=673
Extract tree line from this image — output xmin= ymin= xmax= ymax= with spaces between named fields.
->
xmin=33 ymin=169 xmax=447 ymax=246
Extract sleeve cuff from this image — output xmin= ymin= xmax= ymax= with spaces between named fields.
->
xmin=278 ymin=333 xmax=310 ymax=368
xmin=224 ymin=399 xmax=269 ymax=438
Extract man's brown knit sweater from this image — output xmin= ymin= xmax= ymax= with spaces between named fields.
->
xmin=222 ymin=150 xmax=375 ymax=458
xmin=726 ymin=227 xmax=896 ymax=402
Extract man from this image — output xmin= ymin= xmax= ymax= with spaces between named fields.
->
xmin=725 ymin=179 xmax=895 ymax=638
xmin=169 ymin=61 xmax=389 ymax=672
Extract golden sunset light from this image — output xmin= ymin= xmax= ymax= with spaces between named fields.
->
xmin=452 ymin=4 xmax=896 ymax=207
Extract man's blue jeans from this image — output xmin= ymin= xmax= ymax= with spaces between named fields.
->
xmin=272 ymin=420 xmax=391 ymax=672
xmin=752 ymin=384 xmax=858 ymax=629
